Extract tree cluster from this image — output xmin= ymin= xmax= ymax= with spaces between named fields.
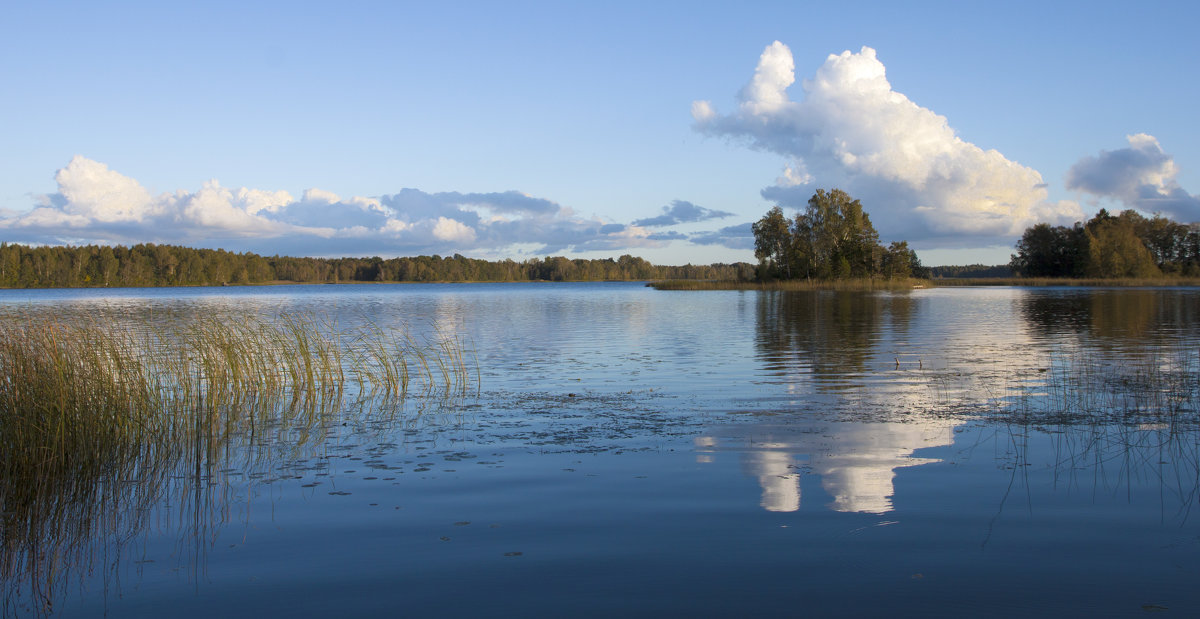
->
xmin=0 ymin=243 xmax=755 ymax=289
xmin=751 ymin=188 xmax=925 ymax=281
xmin=1010 ymin=209 xmax=1200 ymax=278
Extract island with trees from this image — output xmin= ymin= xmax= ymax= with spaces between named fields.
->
xmin=750 ymin=188 xmax=927 ymax=282
xmin=1009 ymin=208 xmax=1200 ymax=279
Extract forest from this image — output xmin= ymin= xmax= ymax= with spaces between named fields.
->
xmin=0 ymin=242 xmax=755 ymax=289
xmin=1009 ymin=209 xmax=1200 ymax=278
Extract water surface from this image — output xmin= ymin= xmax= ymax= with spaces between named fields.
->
xmin=2 ymin=283 xmax=1198 ymax=616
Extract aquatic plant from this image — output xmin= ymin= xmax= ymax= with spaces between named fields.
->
xmin=0 ymin=310 xmax=476 ymax=614
xmin=993 ymin=344 xmax=1200 ymax=427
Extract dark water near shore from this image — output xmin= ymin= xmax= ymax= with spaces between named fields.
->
xmin=3 ymin=282 xmax=1199 ymax=616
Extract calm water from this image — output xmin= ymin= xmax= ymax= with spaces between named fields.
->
xmin=3 ymin=282 xmax=1199 ymax=616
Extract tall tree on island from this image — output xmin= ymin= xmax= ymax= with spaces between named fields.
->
xmin=751 ymin=206 xmax=793 ymax=280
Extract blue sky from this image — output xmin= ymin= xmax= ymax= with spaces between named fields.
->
xmin=2 ymin=1 xmax=1198 ymax=266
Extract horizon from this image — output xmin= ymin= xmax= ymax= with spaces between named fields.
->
xmin=1 ymin=238 xmax=1014 ymax=270
xmin=2 ymin=2 xmax=1197 ymax=267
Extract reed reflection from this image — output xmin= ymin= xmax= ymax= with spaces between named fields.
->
xmin=981 ymin=419 xmax=1200 ymax=528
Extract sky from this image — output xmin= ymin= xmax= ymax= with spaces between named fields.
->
xmin=2 ymin=1 xmax=1198 ymax=266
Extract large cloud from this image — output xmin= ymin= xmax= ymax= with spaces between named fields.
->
xmin=1 ymin=156 xmax=675 ymax=258
xmin=1066 ymin=134 xmax=1200 ymax=222
xmin=693 ymin=43 xmax=1082 ymax=245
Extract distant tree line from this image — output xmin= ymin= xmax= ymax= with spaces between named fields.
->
xmin=928 ymin=264 xmax=1013 ymax=278
xmin=1010 ymin=209 xmax=1200 ymax=278
xmin=751 ymin=188 xmax=927 ymax=281
xmin=0 ymin=243 xmax=756 ymax=289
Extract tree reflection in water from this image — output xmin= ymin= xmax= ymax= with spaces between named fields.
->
xmin=713 ymin=288 xmax=1200 ymax=517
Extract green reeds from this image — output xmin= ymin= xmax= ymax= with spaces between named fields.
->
xmin=0 ymin=310 xmax=476 ymax=614
xmin=0 ymin=311 xmax=475 ymax=478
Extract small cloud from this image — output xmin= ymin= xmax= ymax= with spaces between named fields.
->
xmin=432 ymin=216 xmax=477 ymax=243
xmin=632 ymin=200 xmax=735 ymax=227
xmin=691 ymin=100 xmax=717 ymax=122
xmin=599 ymin=223 xmax=626 ymax=234
xmin=1066 ymin=134 xmax=1200 ymax=221
xmin=301 ymin=188 xmax=341 ymax=205
xmin=689 ymin=223 xmax=754 ymax=250
xmin=646 ymin=231 xmax=689 ymax=241
xmin=776 ymin=162 xmax=812 ymax=187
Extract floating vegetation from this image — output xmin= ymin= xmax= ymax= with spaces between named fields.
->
xmin=0 ymin=310 xmax=476 ymax=615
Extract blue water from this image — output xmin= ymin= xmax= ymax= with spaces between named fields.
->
xmin=2 ymin=283 xmax=1198 ymax=617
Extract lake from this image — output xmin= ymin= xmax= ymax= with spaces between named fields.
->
xmin=2 ymin=282 xmax=1199 ymax=616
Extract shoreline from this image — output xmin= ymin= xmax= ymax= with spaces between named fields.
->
xmin=5 ymin=276 xmax=1200 ymax=292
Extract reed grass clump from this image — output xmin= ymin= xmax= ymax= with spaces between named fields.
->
xmin=0 ymin=310 xmax=475 ymax=614
xmin=0 ymin=311 xmax=475 ymax=481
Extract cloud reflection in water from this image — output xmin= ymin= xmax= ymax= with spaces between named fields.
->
xmin=696 ymin=418 xmax=956 ymax=513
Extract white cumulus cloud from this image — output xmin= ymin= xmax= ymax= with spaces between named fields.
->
xmin=40 ymin=155 xmax=157 ymax=224
xmin=693 ymin=42 xmax=1082 ymax=245
xmin=1066 ymin=134 xmax=1200 ymax=222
